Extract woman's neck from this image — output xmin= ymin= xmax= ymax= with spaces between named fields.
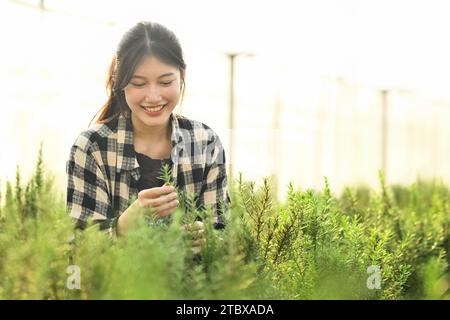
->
xmin=131 ymin=115 xmax=172 ymax=144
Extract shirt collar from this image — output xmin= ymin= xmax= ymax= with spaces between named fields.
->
xmin=116 ymin=111 xmax=183 ymax=173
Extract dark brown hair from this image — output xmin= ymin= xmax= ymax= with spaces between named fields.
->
xmin=90 ymin=21 xmax=186 ymax=125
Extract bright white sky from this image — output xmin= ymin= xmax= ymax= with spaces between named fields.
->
xmin=2 ymin=0 xmax=450 ymax=99
xmin=31 ymin=0 xmax=450 ymax=100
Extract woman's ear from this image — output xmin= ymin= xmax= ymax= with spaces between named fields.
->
xmin=180 ymin=69 xmax=186 ymax=91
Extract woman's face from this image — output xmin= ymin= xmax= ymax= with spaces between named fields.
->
xmin=124 ymin=56 xmax=183 ymax=130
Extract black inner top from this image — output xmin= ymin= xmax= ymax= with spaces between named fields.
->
xmin=135 ymin=152 xmax=173 ymax=192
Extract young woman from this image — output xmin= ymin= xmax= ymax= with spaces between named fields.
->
xmin=66 ymin=21 xmax=230 ymax=242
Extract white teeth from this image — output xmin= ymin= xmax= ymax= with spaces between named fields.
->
xmin=142 ymin=104 xmax=165 ymax=112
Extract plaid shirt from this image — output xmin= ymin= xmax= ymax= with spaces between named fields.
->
xmin=66 ymin=112 xmax=230 ymax=237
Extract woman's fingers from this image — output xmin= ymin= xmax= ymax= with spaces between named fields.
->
xmin=157 ymin=208 xmax=176 ymax=217
xmin=154 ymin=199 xmax=180 ymax=212
xmin=180 ymin=223 xmax=206 ymax=255
xmin=191 ymin=222 xmax=204 ymax=240
xmin=183 ymin=221 xmax=204 ymax=232
xmin=192 ymin=246 xmax=201 ymax=256
xmin=137 ymin=190 xmax=178 ymax=217
xmin=138 ymin=185 xmax=174 ymax=204
xmin=192 ymin=238 xmax=206 ymax=246
xmin=154 ymin=198 xmax=179 ymax=216
xmin=191 ymin=221 xmax=204 ymax=230
xmin=192 ymin=238 xmax=207 ymax=256
xmin=195 ymin=228 xmax=204 ymax=239
xmin=181 ymin=222 xmax=205 ymax=239
xmin=146 ymin=192 xmax=178 ymax=207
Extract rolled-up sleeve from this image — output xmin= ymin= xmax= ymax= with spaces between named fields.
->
xmin=66 ymin=144 xmax=117 ymax=237
xmin=199 ymin=133 xmax=231 ymax=229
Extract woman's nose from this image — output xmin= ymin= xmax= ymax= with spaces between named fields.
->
xmin=145 ymin=85 xmax=162 ymax=103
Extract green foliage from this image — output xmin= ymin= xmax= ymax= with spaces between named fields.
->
xmin=0 ymin=149 xmax=449 ymax=299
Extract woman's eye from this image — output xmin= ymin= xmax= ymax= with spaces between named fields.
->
xmin=130 ymin=81 xmax=173 ymax=88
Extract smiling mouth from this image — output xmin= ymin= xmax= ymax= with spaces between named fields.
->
xmin=140 ymin=103 xmax=168 ymax=112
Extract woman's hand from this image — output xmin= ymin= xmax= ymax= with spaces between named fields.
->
xmin=183 ymin=221 xmax=205 ymax=255
xmin=136 ymin=185 xmax=179 ymax=218
xmin=117 ymin=185 xmax=178 ymax=236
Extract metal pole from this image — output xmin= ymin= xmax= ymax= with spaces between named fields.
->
xmin=228 ymin=54 xmax=236 ymax=182
xmin=381 ymin=90 xmax=389 ymax=176
xmin=272 ymin=94 xmax=282 ymax=200
xmin=226 ymin=52 xmax=253 ymax=183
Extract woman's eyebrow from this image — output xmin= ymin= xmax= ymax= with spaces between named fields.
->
xmin=131 ymin=72 xmax=175 ymax=80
